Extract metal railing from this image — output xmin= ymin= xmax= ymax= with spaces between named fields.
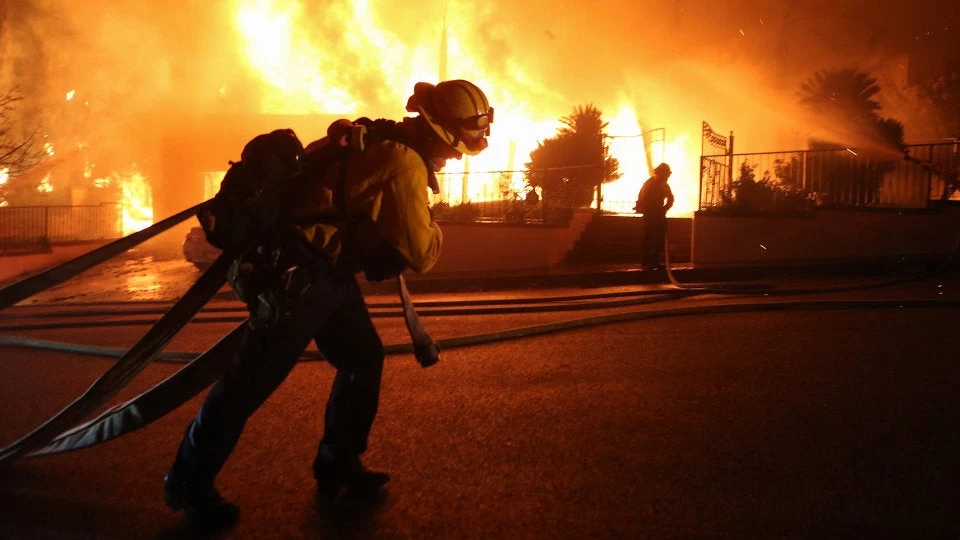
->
xmin=428 ymin=197 xmax=572 ymax=225
xmin=599 ymin=199 xmax=640 ymax=215
xmin=0 ymin=203 xmax=123 ymax=254
xmin=429 ymin=168 xmax=584 ymax=225
xmin=699 ymin=141 xmax=959 ymax=212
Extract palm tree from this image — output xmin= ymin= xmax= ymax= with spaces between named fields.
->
xmin=525 ymin=104 xmax=620 ymax=209
xmin=799 ymin=68 xmax=882 ymax=124
xmin=559 ymin=104 xmax=606 ymax=139
xmin=798 ymin=69 xmax=907 ymax=205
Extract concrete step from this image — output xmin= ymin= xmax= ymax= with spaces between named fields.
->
xmin=564 ymin=215 xmax=692 ymax=265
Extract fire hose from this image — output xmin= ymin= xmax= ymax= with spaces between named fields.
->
xmin=0 ymin=198 xmax=440 ymax=463
xmin=2 ymin=203 xmax=959 ymax=463
xmin=2 ymin=296 xmax=957 ymax=459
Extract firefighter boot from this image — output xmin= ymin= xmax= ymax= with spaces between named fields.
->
xmin=164 ymin=470 xmax=239 ymax=530
xmin=313 ymin=452 xmax=390 ymax=498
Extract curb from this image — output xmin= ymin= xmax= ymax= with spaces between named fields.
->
xmin=362 ymin=258 xmax=956 ymax=295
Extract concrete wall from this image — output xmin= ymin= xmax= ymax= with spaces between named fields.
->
xmin=692 ymin=205 xmax=960 ymax=266
xmin=428 ymin=209 xmax=595 ymax=274
xmin=0 ymin=210 xmax=594 ymax=285
xmin=13 ymin=206 xmax=957 ymax=283
xmin=0 ymin=242 xmax=109 ymax=284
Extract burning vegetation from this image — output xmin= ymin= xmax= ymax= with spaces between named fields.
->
xmin=0 ymin=0 xmax=956 ymax=223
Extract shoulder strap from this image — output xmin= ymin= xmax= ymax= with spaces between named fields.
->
xmin=354 ymin=117 xmax=438 ymax=191
xmin=286 ymin=117 xmax=435 ymax=227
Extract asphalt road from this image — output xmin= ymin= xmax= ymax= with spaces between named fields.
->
xmin=1 ymin=272 xmax=959 ymax=539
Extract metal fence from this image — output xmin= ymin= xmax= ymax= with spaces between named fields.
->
xmin=0 ymin=203 xmax=123 ymax=254
xmin=428 ymin=197 xmax=576 ymax=225
xmin=699 ymin=141 xmax=960 ymax=212
xmin=600 ymin=199 xmax=639 ymax=215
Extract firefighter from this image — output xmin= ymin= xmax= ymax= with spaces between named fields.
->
xmin=635 ymin=162 xmax=674 ymax=271
xmin=163 ymin=79 xmax=493 ymax=529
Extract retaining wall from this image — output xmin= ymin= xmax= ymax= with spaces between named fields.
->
xmin=0 ymin=242 xmax=109 ymax=284
xmin=692 ymin=205 xmax=960 ymax=266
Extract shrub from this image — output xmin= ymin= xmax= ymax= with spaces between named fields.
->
xmin=430 ymin=201 xmax=481 ymax=222
xmin=715 ymin=162 xmax=817 ymax=214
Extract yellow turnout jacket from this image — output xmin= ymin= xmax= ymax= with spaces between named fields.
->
xmin=288 ymin=139 xmax=443 ymax=275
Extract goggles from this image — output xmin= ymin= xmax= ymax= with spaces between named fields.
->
xmin=461 ymin=107 xmax=494 ymax=133
xmin=439 ymin=107 xmax=494 ymax=136
xmin=440 ymin=108 xmax=494 ymax=153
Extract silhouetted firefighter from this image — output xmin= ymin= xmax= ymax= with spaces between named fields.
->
xmin=634 ymin=162 xmax=674 ymax=271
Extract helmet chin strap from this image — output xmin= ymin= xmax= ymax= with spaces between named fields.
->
xmin=412 ymin=118 xmax=443 ymax=193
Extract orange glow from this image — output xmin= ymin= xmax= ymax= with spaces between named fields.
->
xmin=37 ymin=174 xmax=54 ymax=193
xmin=119 ymin=168 xmax=154 ymax=234
xmin=236 ymin=0 xmax=358 ymax=113
xmin=123 ymin=256 xmax=164 ymax=300
xmin=0 ymin=167 xmax=7 ymax=207
xmin=601 ymin=102 xmax=649 ymax=211
xmin=232 ymin=0 xmax=698 ymax=213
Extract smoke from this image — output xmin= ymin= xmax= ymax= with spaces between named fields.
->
xmin=1 ymin=0 xmax=246 ymax=175
xmin=1 ymin=0 xmax=954 ymax=209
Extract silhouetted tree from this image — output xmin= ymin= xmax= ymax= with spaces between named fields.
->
xmin=0 ymin=87 xmax=45 ymax=205
xmin=800 ymin=68 xmax=882 ymax=124
xmin=799 ymin=68 xmax=907 ymax=205
xmin=524 ymin=104 xmax=620 ymax=208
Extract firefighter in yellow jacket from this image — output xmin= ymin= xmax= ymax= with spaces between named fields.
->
xmin=164 ymin=80 xmax=493 ymax=529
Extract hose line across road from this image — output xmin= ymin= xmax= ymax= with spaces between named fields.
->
xmin=2 ymin=293 xmax=958 ymax=362
xmin=1 ymin=282 xmax=958 ymax=461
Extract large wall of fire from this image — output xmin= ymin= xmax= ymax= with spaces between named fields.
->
xmin=1 ymin=0 xmax=952 ymax=231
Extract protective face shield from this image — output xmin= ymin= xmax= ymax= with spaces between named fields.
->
xmin=405 ymin=80 xmax=494 ymax=156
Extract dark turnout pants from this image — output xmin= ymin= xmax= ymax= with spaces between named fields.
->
xmin=170 ymin=270 xmax=384 ymax=487
xmin=642 ymin=214 xmax=667 ymax=268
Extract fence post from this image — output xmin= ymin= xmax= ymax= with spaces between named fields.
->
xmin=596 ymin=133 xmax=606 ymax=215
xmin=698 ymin=155 xmax=704 ymax=210
xmin=801 ymin=150 xmax=808 ymax=191
xmin=42 ymin=206 xmax=50 ymax=250
xmin=727 ymin=131 xmax=735 ymax=187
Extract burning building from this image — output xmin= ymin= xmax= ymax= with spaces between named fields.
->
xmin=3 ymin=0 xmax=952 ymax=247
xmin=0 ymin=1 xmax=703 ymax=247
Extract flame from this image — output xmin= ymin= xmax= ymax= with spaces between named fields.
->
xmin=600 ymin=102 xmax=649 ymax=210
xmin=236 ymin=0 xmax=358 ymax=113
xmin=232 ymin=0 xmax=699 ymax=214
xmin=0 ymin=167 xmax=7 ymax=207
xmin=118 ymin=168 xmax=154 ymax=234
xmin=37 ymin=173 xmax=54 ymax=193
xmin=43 ymin=142 xmax=55 ymax=157
xmin=663 ymin=135 xmax=692 ymax=215
xmin=66 ymin=89 xmax=76 ymax=101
